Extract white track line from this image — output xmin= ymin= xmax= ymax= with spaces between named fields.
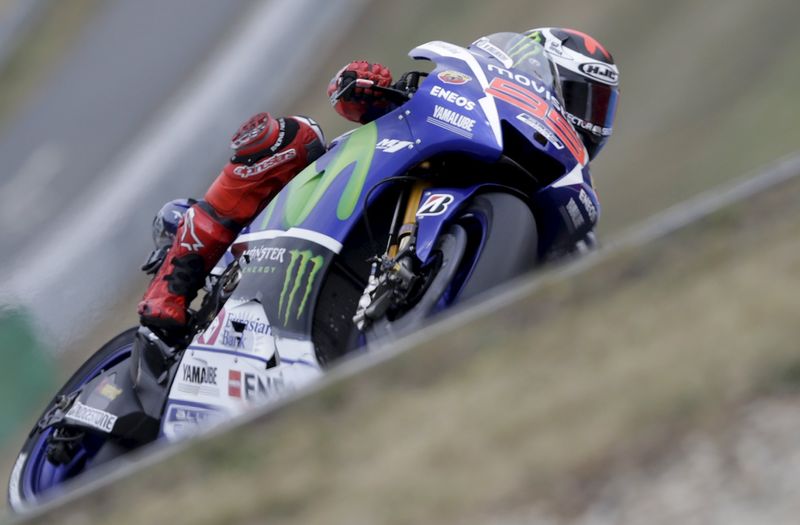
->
xmin=14 ymin=153 xmax=800 ymax=522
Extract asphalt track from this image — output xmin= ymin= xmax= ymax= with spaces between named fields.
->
xmin=11 ymin=150 xmax=800 ymax=523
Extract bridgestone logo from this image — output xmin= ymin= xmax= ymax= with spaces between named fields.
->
xmin=65 ymin=401 xmax=117 ymax=433
xmin=278 ymin=249 xmax=324 ymax=324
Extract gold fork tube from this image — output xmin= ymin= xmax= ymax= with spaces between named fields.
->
xmin=389 ymin=180 xmax=430 ymax=258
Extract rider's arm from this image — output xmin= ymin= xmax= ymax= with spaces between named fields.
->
xmin=327 ymin=61 xmax=394 ymax=124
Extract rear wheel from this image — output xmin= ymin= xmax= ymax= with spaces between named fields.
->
xmin=8 ymin=328 xmax=137 ymax=512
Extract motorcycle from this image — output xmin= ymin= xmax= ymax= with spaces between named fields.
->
xmin=8 ymin=32 xmax=600 ymax=511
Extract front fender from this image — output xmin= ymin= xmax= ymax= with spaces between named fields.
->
xmin=415 ymin=184 xmax=521 ymax=263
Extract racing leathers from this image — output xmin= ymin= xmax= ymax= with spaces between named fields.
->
xmin=138 ymin=61 xmax=394 ymax=339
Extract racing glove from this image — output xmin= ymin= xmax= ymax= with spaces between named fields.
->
xmin=327 ymin=60 xmax=393 ymax=123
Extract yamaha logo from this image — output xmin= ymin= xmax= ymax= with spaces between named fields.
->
xmin=578 ymin=62 xmax=619 ymax=85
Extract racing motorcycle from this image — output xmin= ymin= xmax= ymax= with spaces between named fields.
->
xmin=8 ymin=32 xmax=600 ymax=510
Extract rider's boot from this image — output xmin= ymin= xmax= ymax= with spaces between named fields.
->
xmin=139 ymin=113 xmax=326 ymax=342
xmin=138 ymin=202 xmax=239 ymax=339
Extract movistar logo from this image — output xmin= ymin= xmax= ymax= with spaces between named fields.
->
xmin=278 ymin=249 xmax=324 ymax=324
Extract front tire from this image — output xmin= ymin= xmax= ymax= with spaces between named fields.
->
xmin=453 ymin=192 xmax=538 ymax=302
xmin=8 ymin=328 xmax=137 ymax=512
xmin=366 ymin=192 xmax=538 ymax=341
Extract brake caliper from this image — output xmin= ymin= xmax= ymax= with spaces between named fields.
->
xmin=353 ymin=253 xmax=419 ymax=331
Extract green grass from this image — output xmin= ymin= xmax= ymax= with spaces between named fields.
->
xmin=0 ymin=309 xmax=54 ymax=443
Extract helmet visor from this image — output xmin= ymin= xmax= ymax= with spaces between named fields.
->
xmin=561 ymin=79 xmax=618 ymax=136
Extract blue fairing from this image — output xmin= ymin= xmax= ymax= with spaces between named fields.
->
xmin=228 ymin=34 xmax=602 ymax=339
xmin=245 ymin=37 xmax=596 ymax=253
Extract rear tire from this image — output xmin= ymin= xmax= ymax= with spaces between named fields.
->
xmin=8 ymin=328 xmax=137 ymax=512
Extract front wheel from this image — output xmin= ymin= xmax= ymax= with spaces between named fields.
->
xmin=366 ymin=192 xmax=538 ymax=341
xmin=8 ymin=327 xmax=137 ymax=512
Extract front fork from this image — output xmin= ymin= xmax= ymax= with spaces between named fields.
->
xmin=353 ymin=178 xmax=430 ymax=330
xmin=389 ymin=180 xmax=431 ymax=258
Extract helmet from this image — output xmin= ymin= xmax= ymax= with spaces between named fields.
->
xmin=151 ymin=198 xmax=195 ymax=249
xmin=525 ymin=27 xmax=619 ymax=160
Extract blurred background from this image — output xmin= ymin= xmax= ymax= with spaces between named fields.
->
xmin=0 ymin=0 xmax=799 ymax=519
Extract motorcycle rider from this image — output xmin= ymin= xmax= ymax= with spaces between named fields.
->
xmin=138 ymin=27 xmax=619 ymax=342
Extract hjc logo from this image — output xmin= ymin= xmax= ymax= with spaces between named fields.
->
xmin=579 ymin=62 xmax=618 ymax=85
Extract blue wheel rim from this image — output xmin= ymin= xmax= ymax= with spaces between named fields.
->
xmin=20 ymin=343 xmax=133 ymax=503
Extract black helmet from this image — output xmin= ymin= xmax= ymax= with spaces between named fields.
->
xmin=525 ymin=27 xmax=619 ymax=160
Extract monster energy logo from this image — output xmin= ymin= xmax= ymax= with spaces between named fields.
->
xmin=278 ymin=249 xmax=324 ymax=324
xmin=508 ymin=32 xmax=544 ymax=67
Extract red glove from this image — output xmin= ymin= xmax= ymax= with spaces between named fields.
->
xmin=327 ymin=60 xmax=393 ymax=123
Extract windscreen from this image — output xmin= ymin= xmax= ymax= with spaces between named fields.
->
xmin=469 ymin=32 xmax=562 ymax=99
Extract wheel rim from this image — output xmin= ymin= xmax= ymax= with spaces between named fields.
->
xmin=20 ymin=343 xmax=133 ymax=504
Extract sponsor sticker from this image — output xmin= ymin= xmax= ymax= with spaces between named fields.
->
xmin=97 ymin=376 xmax=123 ymax=401
xmin=487 ymin=64 xmax=550 ymax=96
xmin=65 ymin=401 xmax=117 ymax=433
xmin=163 ymin=404 xmax=222 ymax=440
xmin=220 ymin=312 xmax=273 ymax=349
xmin=515 ymin=113 xmax=564 ymax=150
xmin=233 ymin=149 xmax=297 ymax=179
xmin=473 ymin=37 xmax=513 ymax=67
xmin=228 ymin=370 xmax=242 ymax=397
xmin=437 ymin=70 xmax=472 ymax=85
xmin=228 ymin=369 xmax=286 ymax=401
xmin=167 ymin=405 xmax=215 ymax=425
xmin=567 ymin=113 xmax=612 ymax=137
xmin=578 ymin=62 xmax=619 ymax=85
xmin=376 ymin=138 xmax=414 ymax=153
xmin=182 ymin=363 xmax=217 ymax=385
xmin=578 ymin=189 xmax=598 ymax=222
xmin=177 ymin=356 xmax=221 ymax=396
xmin=545 ymin=38 xmax=565 ymax=57
xmin=244 ymin=246 xmax=286 ymax=264
xmin=417 ymin=193 xmax=455 ymax=217
xmin=242 ymin=245 xmax=286 ymax=275
xmin=565 ymin=198 xmax=585 ymax=230
xmin=426 ymin=105 xmax=476 ymax=139
xmin=429 ymin=85 xmax=476 ymax=111
xmin=278 ymin=249 xmax=324 ymax=325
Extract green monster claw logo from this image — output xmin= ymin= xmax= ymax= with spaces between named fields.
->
xmin=278 ymin=249 xmax=324 ymax=324
xmin=508 ymin=31 xmax=544 ymax=68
